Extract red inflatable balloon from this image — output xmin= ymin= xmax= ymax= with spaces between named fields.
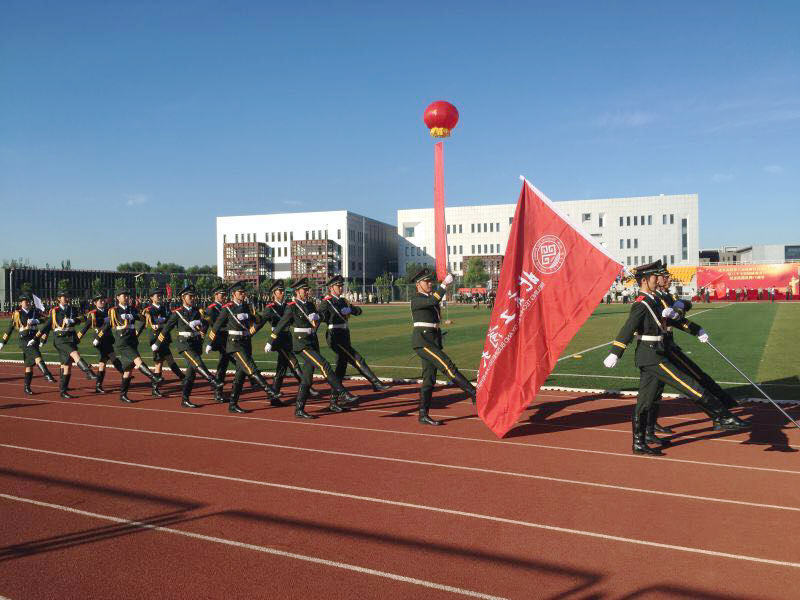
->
xmin=423 ymin=101 xmax=459 ymax=138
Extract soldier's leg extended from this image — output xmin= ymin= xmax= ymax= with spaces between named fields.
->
xmin=180 ymin=350 xmax=223 ymax=409
xmin=68 ymin=348 xmax=97 ymax=381
xmin=294 ymin=353 xmax=317 ymax=419
xmin=418 ymin=344 xmax=476 ymax=404
xmin=281 ymin=348 xmax=320 ymax=397
xmin=33 ymin=354 xmax=55 ymax=383
xmin=300 ymin=348 xmax=356 ymax=410
xmin=633 ymin=368 xmax=663 ymax=455
xmin=180 ymin=361 xmax=199 ymax=408
xmin=231 ymin=350 xmax=280 ymax=404
xmin=57 ymin=344 xmax=74 ymax=399
xmin=330 ymin=340 xmax=390 ymax=392
xmin=655 ymin=360 xmax=748 ymax=431
xmin=646 ymin=381 xmax=674 ymax=440
xmin=213 ymin=351 xmax=230 ymax=403
xmin=22 ymin=350 xmax=36 ymax=395
xmin=94 ymin=349 xmax=113 ymax=394
xmin=414 ymin=351 xmax=441 ymax=426
xmin=670 ymin=347 xmax=738 ymax=409
xmin=150 ymin=353 xmax=165 ymax=398
xmin=227 ymin=367 xmax=250 ymax=414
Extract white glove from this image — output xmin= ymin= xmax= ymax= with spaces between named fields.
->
xmin=28 ymin=318 xmax=39 ymax=325
xmin=189 ymin=319 xmax=202 ymax=329
xmin=264 ymin=343 xmax=272 ymax=352
xmin=93 ymin=339 xmax=100 ymax=347
xmin=341 ymin=307 xmax=352 ymax=315
xmin=308 ymin=312 xmax=319 ymax=322
xmin=603 ymin=353 xmax=618 ymax=368
xmin=442 ymin=273 xmax=454 ymax=286
xmin=236 ymin=313 xmax=248 ymax=321
xmin=661 ymin=307 xmax=678 ymax=319
xmin=151 ymin=343 xmax=159 ymax=351
xmin=65 ymin=318 xmax=75 ymax=325
xmin=156 ymin=316 xmax=166 ymax=324
xmin=697 ymin=329 xmax=709 ymax=343
xmin=0 ymin=343 xmax=4 ymax=351
xmin=673 ymin=300 xmax=685 ymax=312
xmin=27 ymin=339 xmax=37 ymax=347
xmin=122 ymin=313 xmax=133 ymax=321
xmin=204 ymin=344 xmax=212 ymax=354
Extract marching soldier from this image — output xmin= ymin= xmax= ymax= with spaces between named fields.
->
xmin=318 ymin=275 xmax=391 ymax=394
xmin=603 ymin=261 xmax=748 ymax=456
xmin=259 ymin=280 xmax=320 ymax=399
xmin=409 ymin=268 xmax=476 ymax=426
xmin=77 ymin=293 xmax=124 ymax=394
xmin=102 ymin=289 xmax=162 ymax=403
xmin=37 ymin=289 xmax=97 ymax=398
xmin=203 ymin=284 xmax=232 ymax=403
xmin=0 ymin=293 xmax=55 ymax=393
xmin=205 ymin=281 xmax=280 ymax=412
xmin=266 ymin=277 xmax=358 ymax=419
xmin=141 ymin=288 xmax=184 ymax=397
xmin=152 ymin=286 xmax=226 ymax=409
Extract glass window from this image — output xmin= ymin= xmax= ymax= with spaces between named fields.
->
xmin=641 ymin=215 xmax=645 ymax=224
xmin=290 ymin=232 xmax=293 ymax=240
xmin=626 ymin=256 xmax=631 ymax=266
xmin=223 ymin=234 xmax=227 ymax=243
xmin=626 ymin=239 xmax=631 ymax=249
xmin=490 ymin=223 xmax=494 ymax=232
xmin=626 ymin=216 xmax=631 ymax=226
xmin=671 ymin=254 xmax=675 ymax=263
xmin=681 ymin=218 xmax=688 ymax=260
xmin=599 ymin=214 xmax=604 ymax=227
xmin=648 ymin=215 xmax=652 ymax=225
xmin=337 ymin=229 xmax=341 ymax=239
xmin=619 ymin=239 xmax=624 ymax=249
xmin=619 ymin=216 xmax=624 ymax=226
xmin=471 ymin=224 xmax=475 ymax=233
xmin=662 ymin=214 xmax=666 ymax=225
xmin=634 ymin=239 xmax=638 ymax=249
xmin=582 ymin=213 xmax=591 ymax=223
xmin=634 ymin=256 xmax=639 ymax=265
xmin=459 ymin=245 xmax=463 ymax=254
xmin=459 ymin=224 xmax=463 ymax=233
xmin=633 ymin=216 xmax=638 ymax=226
xmin=484 ymin=244 xmax=488 ymax=253
xmin=648 ymin=255 xmax=652 ymax=262
xmin=508 ymin=217 xmax=513 ymax=225
xmin=318 ymin=230 xmax=322 ymax=239
xmin=404 ymin=226 xmax=414 ymax=237
xmin=496 ymin=222 xmax=500 ymax=231
xmin=482 ymin=223 xmax=486 ymax=232
xmin=670 ymin=214 xmax=674 ymax=225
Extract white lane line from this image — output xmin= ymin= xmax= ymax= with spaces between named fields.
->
xmin=0 ymin=493 xmax=505 ymax=600
xmin=3 ymin=448 xmax=800 ymax=570
xmin=4 ymin=414 xmax=799 ymax=513
xmin=2 ymin=396 xmax=798 ymax=475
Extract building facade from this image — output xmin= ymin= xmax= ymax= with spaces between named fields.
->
xmin=397 ymin=194 xmax=700 ymax=277
xmin=222 ymin=242 xmax=270 ymax=286
xmin=216 ymin=211 xmax=398 ymax=283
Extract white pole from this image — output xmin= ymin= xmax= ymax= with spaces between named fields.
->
xmin=362 ymin=215 xmax=366 ymax=296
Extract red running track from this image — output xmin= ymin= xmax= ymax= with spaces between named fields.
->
xmin=1 ymin=363 xmax=799 ymax=599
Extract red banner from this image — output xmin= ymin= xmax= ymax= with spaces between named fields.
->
xmin=457 ymin=287 xmax=487 ymax=294
xmin=433 ymin=141 xmax=448 ymax=280
xmin=697 ymin=264 xmax=800 ymax=299
xmin=477 ymin=180 xmax=623 ymax=438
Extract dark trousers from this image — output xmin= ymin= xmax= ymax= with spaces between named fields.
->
xmin=636 ymin=359 xmax=722 ymax=422
xmin=296 ymin=347 xmax=345 ymax=393
xmin=180 ymin=349 xmax=214 ymax=397
xmin=415 ymin=344 xmax=460 ymax=394
xmin=215 ymin=351 xmax=230 ymax=384
xmin=273 ymin=347 xmax=301 ymax=391
xmin=329 ymin=338 xmax=380 ymax=383
xmin=667 ymin=345 xmax=737 ymax=408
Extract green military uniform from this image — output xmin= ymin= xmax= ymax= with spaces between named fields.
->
xmin=140 ymin=289 xmax=184 ymax=397
xmin=409 ymin=268 xmax=476 ymax=426
xmin=37 ymin=289 xmax=97 ymax=397
xmin=77 ymin=295 xmax=124 ymax=394
xmin=259 ymin=280 xmax=320 ymax=398
xmin=204 ymin=284 xmax=231 ymax=402
xmin=0 ymin=294 xmax=55 ymax=393
xmin=101 ymin=289 xmax=161 ymax=403
xmin=269 ymin=277 xmax=356 ymax=418
xmin=608 ymin=261 xmax=747 ymax=455
xmin=318 ymin=275 xmax=390 ymax=392
xmin=153 ymin=285 xmax=225 ymax=409
xmin=207 ymin=281 xmax=279 ymax=411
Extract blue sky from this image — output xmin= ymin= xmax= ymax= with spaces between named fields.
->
xmin=1 ymin=1 xmax=798 ymax=269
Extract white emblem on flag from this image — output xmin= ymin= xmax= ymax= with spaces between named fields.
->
xmin=532 ymin=235 xmax=567 ymax=275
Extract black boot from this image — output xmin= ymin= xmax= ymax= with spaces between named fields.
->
xmin=291 ymin=364 xmax=319 ymax=397
xmin=138 ymin=363 xmax=162 ymax=384
xmin=95 ymin=370 xmax=107 ymax=394
xmin=654 ymin=422 xmax=674 ymax=434
xmin=453 ymin=371 xmax=477 ymax=405
xmin=632 ymin=413 xmax=662 ymax=455
xmin=418 ymin=389 xmax=442 ymax=426
xmin=214 ymin=388 xmax=229 ymax=403
xmin=151 ymin=375 xmax=164 ymax=398
xmin=196 ymin=364 xmax=224 ymax=390
xmin=120 ymin=377 xmax=135 ymax=403
xmin=645 ymin=408 xmax=669 ymax=447
xmin=295 ymin=386 xmax=317 ymax=419
xmin=170 ymin=362 xmax=185 ymax=381
xmin=24 ymin=372 xmax=33 ymax=395
xmin=337 ymin=389 xmax=359 ymax=407
xmin=37 ymin=361 xmax=55 ymax=383
xmin=228 ymin=376 xmax=250 ymax=413
xmin=328 ymin=395 xmax=349 ymax=413
xmin=60 ymin=372 xmax=74 ymax=399
xmin=111 ymin=358 xmax=124 ymax=373
xmin=713 ymin=411 xmax=751 ymax=431
xmin=307 ymin=386 xmax=321 ymax=398
xmin=359 ymin=362 xmax=390 ymax=392
xmin=76 ymin=358 xmax=98 ymax=380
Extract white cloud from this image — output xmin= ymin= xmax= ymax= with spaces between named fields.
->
xmin=711 ymin=173 xmax=735 ymax=183
xmin=125 ymin=193 xmax=149 ymax=206
xmin=764 ymin=165 xmax=784 ymax=174
xmin=594 ymin=110 xmax=655 ymax=128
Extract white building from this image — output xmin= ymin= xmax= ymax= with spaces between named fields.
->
xmin=397 ymin=194 xmax=699 ymax=275
xmin=216 ymin=211 xmax=398 ymax=282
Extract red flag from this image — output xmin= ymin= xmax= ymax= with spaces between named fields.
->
xmin=166 ymin=284 xmax=172 ymax=298
xmin=477 ymin=179 xmax=623 ymax=438
xmin=433 ymin=141 xmax=448 ymax=280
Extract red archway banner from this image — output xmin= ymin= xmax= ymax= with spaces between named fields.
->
xmin=697 ymin=264 xmax=800 ymax=299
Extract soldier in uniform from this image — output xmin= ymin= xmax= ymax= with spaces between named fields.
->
xmin=203 ymin=284 xmax=232 ymax=403
xmin=259 ymin=279 xmax=320 ymax=399
xmin=152 ymin=285 xmax=227 ymax=409
xmin=318 ymin=275 xmax=391 ymax=393
xmin=0 ymin=293 xmax=55 ymax=393
xmin=77 ymin=293 xmax=124 ymax=394
xmin=103 ymin=289 xmax=162 ymax=403
xmin=266 ymin=277 xmax=358 ymax=419
xmin=141 ymin=288 xmax=184 ymax=398
xmin=205 ymin=281 xmax=280 ymax=412
xmin=603 ymin=261 xmax=748 ymax=456
xmin=37 ymin=289 xmax=97 ymax=398
xmin=409 ymin=268 xmax=476 ymax=426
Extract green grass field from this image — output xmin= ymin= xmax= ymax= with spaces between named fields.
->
xmin=2 ymin=301 xmax=798 ymax=401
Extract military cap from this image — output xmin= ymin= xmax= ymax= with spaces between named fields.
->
xmin=115 ymin=288 xmax=132 ymax=297
xmin=293 ymin=277 xmax=310 ymax=290
xmin=91 ymin=293 xmax=105 ymax=301
xmin=411 ymin=267 xmax=434 ymax=283
xmin=268 ymin=279 xmax=285 ymax=294
xmin=56 ymin=288 xmax=70 ymax=297
xmin=228 ymin=280 xmax=248 ymax=293
xmin=211 ymin=284 xmax=227 ymax=295
xmin=325 ymin=274 xmax=344 ymax=287
xmin=632 ymin=260 xmax=662 ymax=279
xmin=149 ymin=287 xmax=165 ymax=297
xmin=179 ymin=284 xmax=197 ymax=296
xmin=18 ymin=292 xmax=32 ymax=302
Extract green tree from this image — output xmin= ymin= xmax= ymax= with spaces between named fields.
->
xmin=117 ymin=261 xmax=151 ymax=273
xmin=403 ymin=262 xmax=426 ymax=281
xmin=186 ymin=264 xmax=216 ymax=275
xmin=462 ymin=258 xmax=489 ymax=288
xmin=155 ymin=262 xmax=186 ymax=274
xmin=90 ymin=277 xmax=103 ymax=297
xmin=57 ymin=278 xmax=71 ymax=294
xmin=168 ymin=273 xmax=182 ymax=298
xmin=374 ymin=272 xmax=393 ymax=302
xmin=114 ymin=277 xmax=127 ymax=294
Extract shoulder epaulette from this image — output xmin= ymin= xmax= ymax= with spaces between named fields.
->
xmin=267 ymin=302 xmax=275 ymax=307
xmin=89 ymin=309 xmax=97 ymax=315
xmin=323 ymin=295 xmax=332 ymax=300
xmin=206 ymin=303 xmax=217 ymax=311
xmin=288 ymin=301 xmax=296 ymax=306
xmin=635 ymin=296 xmax=645 ymax=302
xmin=222 ymin=302 xmax=233 ymax=308
xmin=172 ymin=307 xmax=181 ymax=312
